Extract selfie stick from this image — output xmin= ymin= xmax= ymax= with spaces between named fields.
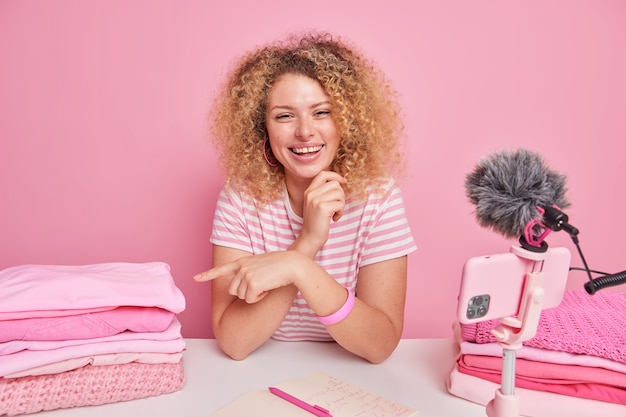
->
xmin=485 ymin=244 xmax=551 ymax=417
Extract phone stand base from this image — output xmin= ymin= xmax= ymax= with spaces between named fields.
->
xmin=486 ymin=389 xmax=520 ymax=417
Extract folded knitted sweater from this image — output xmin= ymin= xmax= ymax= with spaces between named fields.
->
xmin=0 ymin=360 xmax=185 ymax=416
xmin=460 ymin=289 xmax=626 ymax=364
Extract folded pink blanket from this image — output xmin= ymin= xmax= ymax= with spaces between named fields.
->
xmin=0 ymin=360 xmax=185 ymax=416
xmin=459 ymin=289 xmax=626 ymax=364
xmin=4 ymin=351 xmax=183 ymax=379
xmin=1 ymin=319 xmax=185 ymax=376
xmin=460 ymin=341 xmax=626 ymax=374
xmin=0 ymin=262 xmax=185 ymax=320
xmin=457 ymin=355 xmax=626 ymax=404
xmin=447 ymin=363 xmax=626 ymax=417
xmin=461 ymin=354 xmax=626 ymax=389
xmin=0 ymin=306 xmax=175 ymax=343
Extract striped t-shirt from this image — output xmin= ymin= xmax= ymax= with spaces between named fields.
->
xmin=210 ymin=179 xmax=417 ymax=341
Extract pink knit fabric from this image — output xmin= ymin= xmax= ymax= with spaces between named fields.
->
xmin=460 ymin=289 xmax=626 ymax=364
xmin=0 ymin=361 xmax=185 ymax=416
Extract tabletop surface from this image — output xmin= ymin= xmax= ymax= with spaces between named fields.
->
xmin=38 ymin=338 xmax=488 ymax=417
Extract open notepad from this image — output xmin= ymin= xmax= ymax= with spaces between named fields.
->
xmin=208 ymin=371 xmax=418 ymax=417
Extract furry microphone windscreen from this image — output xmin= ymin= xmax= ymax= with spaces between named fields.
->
xmin=465 ymin=148 xmax=570 ymax=239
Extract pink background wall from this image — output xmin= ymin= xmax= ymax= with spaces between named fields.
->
xmin=1 ymin=0 xmax=625 ymax=339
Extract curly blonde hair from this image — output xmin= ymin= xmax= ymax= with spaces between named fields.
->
xmin=209 ymin=31 xmax=406 ymax=202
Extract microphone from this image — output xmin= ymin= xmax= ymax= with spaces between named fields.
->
xmin=465 ymin=148 xmax=574 ymax=251
xmin=540 ymin=205 xmax=579 ymax=239
xmin=465 ymin=148 xmax=626 ymax=294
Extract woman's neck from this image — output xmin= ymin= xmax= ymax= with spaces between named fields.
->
xmin=284 ymin=177 xmax=311 ymax=218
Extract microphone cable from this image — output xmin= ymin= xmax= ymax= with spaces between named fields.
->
xmin=564 ymin=229 xmax=626 ymax=295
xmin=543 ymin=206 xmax=626 ymax=294
xmin=583 ymin=270 xmax=626 ymax=295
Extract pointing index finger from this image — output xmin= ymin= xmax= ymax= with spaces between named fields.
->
xmin=193 ymin=263 xmax=238 ymax=282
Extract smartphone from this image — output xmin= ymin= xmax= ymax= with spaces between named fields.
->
xmin=456 ymin=246 xmax=571 ymax=324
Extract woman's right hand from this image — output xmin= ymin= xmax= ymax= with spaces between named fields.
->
xmin=295 ymin=171 xmax=346 ymax=256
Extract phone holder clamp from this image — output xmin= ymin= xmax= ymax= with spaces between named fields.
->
xmin=485 ymin=246 xmax=550 ymax=417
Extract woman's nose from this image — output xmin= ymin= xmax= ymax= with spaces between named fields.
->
xmin=295 ymin=118 xmax=314 ymax=139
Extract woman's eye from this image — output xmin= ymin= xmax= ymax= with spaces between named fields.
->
xmin=276 ymin=114 xmax=292 ymax=120
xmin=315 ymin=110 xmax=331 ymax=117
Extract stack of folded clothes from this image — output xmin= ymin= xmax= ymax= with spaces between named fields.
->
xmin=448 ymin=289 xmax=626 ymax=417
xmin=0 ymin=262 xmax=187 ymax=416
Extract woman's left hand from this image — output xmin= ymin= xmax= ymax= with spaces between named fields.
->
xmin=194 ymin=251 xmax=306 ymax=303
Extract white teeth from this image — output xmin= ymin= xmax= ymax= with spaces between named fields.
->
xmin=292 ymin=146 xmax=322 ymax=154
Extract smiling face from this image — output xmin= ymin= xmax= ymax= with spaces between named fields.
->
xmin=265 ymin=73 xmax=340 ymax=191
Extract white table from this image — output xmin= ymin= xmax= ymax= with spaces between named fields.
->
xmin=39 ymin=338 xmax=487 ymax=417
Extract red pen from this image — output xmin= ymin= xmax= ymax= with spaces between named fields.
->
xmin=269 ymin=386 xmax=333 ymax=417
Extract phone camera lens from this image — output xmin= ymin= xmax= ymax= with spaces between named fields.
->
xmin=467 ymin=308 xmax=476 ymax=319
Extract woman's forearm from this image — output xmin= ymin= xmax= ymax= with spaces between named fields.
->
xmin=209 ymin=249 xmax=408 ymax=363
xmin=325 ymin=300 xmax=403 ymax=363
xmin=290 ymin=256 xmax=405 ymax=363
xmin=212 ymin=284 xmax=298 ymax=360
xmin=299 ymin=256 xmax=408 ymax=363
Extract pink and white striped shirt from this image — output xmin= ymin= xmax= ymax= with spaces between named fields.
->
xmin=210 ymin=179 xmax=417 ymax=341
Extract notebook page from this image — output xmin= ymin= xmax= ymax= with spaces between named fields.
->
xmin=276 ymin=372 xmax=418 ymax=417
xmin=208 ymin=372 xmax=418 ymax=417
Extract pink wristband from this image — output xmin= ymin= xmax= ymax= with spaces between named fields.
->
xmin=316 ymin=288 xmax=355 ymax=326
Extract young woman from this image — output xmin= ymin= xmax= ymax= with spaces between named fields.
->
xmin=195 ymin=32 xmax=416 ymax=363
